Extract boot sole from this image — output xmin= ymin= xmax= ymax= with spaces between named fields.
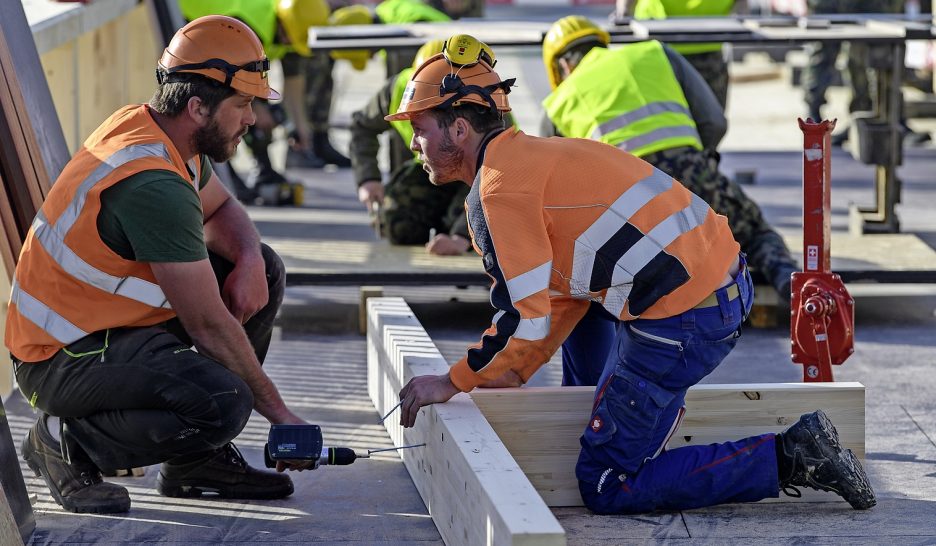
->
xmin=808 ymin=410 xmax=877 ymax=510
xmin=157 ymin=475 xmax=294 ymax=500
xmin=23 ymin=431 xmax=131 ymax=514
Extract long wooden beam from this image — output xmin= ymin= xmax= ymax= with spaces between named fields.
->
xmin=367 ymin=297 xmax=565 ymax=546
xmin=471 ymin=382 xmax=865 ymax=507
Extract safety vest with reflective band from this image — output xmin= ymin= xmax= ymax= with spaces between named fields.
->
xmin=5 ymin=104 xmax=202 ymax=362
xmin=390 ymin=68 xmax=418 ymax=158
xmin=178 ymin=0 xmax=289 ymax=60
xmin=449 ymin=129 xmax=738 ymax=391
xmin=542 ymin=42 xmax=702 ymax=158
xmin=375 ymin=0 xmax=450 ymax=24
xmin=634 ymin=0 xmax=734 ymax=55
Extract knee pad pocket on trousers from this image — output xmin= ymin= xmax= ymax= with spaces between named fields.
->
xmin=586 ymin=370 xmax=676 ymax=472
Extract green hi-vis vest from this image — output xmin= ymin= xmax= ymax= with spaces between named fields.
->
xmin=633 ymin=0 xmax=734 ymax=55
xmin=376 ymin=0 xmax=450 ymax=24
xmin=178 ymin=0 xmax=289 ymax=60
xmin=542 ymin=41 xmax=702 ymax=158
xmin=390 ymin=68 xmax=418 ymax=158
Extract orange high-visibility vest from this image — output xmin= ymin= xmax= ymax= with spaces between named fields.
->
xmin=6 ymin=104 xmax=202 ymax=362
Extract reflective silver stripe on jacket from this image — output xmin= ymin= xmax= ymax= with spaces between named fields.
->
xmin=491 ymin=311 xmax=551 ymax=341
xmin=614 ymin=125 xmax=701 ymax=153
xmin=506 ymin=260 xmax=552 ymax=304
xmin=13 ymin=142 xmax=174 ymax=325
xmin=591 ymin=101 xmax=694 ymax=140
xmin=602 ymin=192 xmax=710 ymax=317
xmin=10 ymin=280 xmax=88 ymax=345
xmin=570 ymin=168 xmax=673 ymax=297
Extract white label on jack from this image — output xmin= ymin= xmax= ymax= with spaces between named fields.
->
xmin=806 ymin=245 xmax=819 ymax=271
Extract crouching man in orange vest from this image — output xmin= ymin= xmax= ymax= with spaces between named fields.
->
xmin=391 ymin=35 xmax=876 ymax=514
xmin=6 ymin=16 xmax=314 ymax=514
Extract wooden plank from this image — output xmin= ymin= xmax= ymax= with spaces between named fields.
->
xmin=471 ymin=383 xmax=865 ymax=507
xmin=266 ymin=232 xmax=936 ymax=287
xmin=1 ymin=0 xmax=68 ymax=188
xmin=0 ymin=482 xmax=24 ymax=546
xmin=367 ymin=298 xmax=565 ymax=546
xmin=0 ymin=397 xmax=34 ymax=543
xmin=267 ymin=237 xmax=488 ymax=286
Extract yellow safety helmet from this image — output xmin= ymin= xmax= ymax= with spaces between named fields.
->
xmin=276 ymin=0 xmax=331 ymax=57
xmin=413 ymin=39 xmax=446 ymax=70
xmin=386 ymin=34 xmax=513 ymax=122
xmin=542 ymin=15 xmax=610 ymax=90
xmin=328 ymin=5 xmax=374 ymax=70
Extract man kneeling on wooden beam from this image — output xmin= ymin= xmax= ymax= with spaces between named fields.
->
xmin=391 ymin=34 xmax=876 ymax=514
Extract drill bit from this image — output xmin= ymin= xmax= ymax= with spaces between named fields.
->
xmin=378 ymin=399 xmax=403 ymax=423
xmin=361 ymin=443 xmax=426 ymax=458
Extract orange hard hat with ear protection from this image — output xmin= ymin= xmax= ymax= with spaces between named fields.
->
xmin=385 ymin=34 xmax=513 ymax=122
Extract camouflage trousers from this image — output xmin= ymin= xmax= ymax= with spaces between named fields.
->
xmin=685 ymin=50 xmax=729 ymax=111
xmin=644 ymin=147 xmax=798 ymax=295
xmin=303 ymin=54 xmax=336 ymax=131
xmin=382 ymin=160 xmax=470 ymax=245
xmin=803 ymin=0 xmax=902 ymax=117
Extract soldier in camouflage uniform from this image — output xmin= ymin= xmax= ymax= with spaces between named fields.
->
xmin=349 ymin=40 xmax=472 ymax=254
xmin=542 ymin=16 xmax=798 ymax=300
xmin=803 ymin=0 xmax=902 ymax=123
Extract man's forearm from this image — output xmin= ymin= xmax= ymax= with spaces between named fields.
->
xmin=204 ymin=196 xmax=262 ymax=263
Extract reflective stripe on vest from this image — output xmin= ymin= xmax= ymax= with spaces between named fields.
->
xmin=543 ymin=42 xmax=702 ymax=158
xmin=10 ymin=280 xmax=88 ymax=345
xmin=633 ymin=0 xmax=734 ymax=55
xmin=390 ymin=68 xmax=417 ymax=157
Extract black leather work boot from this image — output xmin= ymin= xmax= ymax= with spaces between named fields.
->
xmin=312 ymin=131 xmax=351 ymax=168
xmin=157 ymin=443 xmax=294 ymax=499
xmin=777 ymin=410 xmax=876 ymax=510
xmin=22 ymin=416 xmax=131 ymax=513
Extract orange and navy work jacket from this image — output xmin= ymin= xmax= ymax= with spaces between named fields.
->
xmin=450 ymin=130 xmax=739 ymax=392
xmin=5 ymin=104 xmax=203 ymax=363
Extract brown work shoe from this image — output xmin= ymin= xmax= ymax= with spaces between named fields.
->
xmin=157 ymin=443 xmax=293 ymax=499
xmin=22 ymin=417 xmax=131 ymax=513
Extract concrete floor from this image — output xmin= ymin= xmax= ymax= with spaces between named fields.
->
xmin=8 ymin=5 xmax=936 ymax=544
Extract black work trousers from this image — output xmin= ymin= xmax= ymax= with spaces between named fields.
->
xmin=14 ymin=243 xmax=285 ymax=471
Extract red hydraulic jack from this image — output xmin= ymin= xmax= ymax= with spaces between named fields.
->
xmin=791 ymin=118 xmax=855 ymax=382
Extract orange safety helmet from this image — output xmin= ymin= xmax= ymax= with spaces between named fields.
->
xmin=157 ymin=15 xmax=280 ymax=100
xmin=385 ymin=34 xmax=513 ymax=122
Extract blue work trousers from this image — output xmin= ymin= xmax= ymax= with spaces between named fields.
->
xmin=571 ymin=257 xmax=781 ymax=513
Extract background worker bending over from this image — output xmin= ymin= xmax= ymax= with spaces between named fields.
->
xmin=391 ymin=34 xmax=875 ymax=515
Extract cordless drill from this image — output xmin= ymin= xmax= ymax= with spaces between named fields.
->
xmin=263 ymin=424 xmax=366 ymax=468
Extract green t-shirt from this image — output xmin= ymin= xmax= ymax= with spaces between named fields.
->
xmin=96 ymin=156 xmax=212 ymax=262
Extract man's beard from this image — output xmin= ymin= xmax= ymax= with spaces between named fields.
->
xmin=192 ymin=116 xmax=239 ymax=162
xmin=426 ymin=131 xmax=464 ymax=185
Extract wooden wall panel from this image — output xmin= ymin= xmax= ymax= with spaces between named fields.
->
xmin=472 ymin=383 xmax=866 ymax=507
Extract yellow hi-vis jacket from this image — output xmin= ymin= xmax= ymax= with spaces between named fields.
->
xmin=542 ymin=41 xmax=702 ymax=158
xmin=6 ymin=105 xmax=201 ymax=362
xmin=390 ymin=67 xmax=417 ymax=157
xmin=633 ymin=0 xmax=734 ymax=55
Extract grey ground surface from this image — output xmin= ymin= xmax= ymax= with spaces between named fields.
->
xmin=9 ymin=4 xmax=936 ymax=543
